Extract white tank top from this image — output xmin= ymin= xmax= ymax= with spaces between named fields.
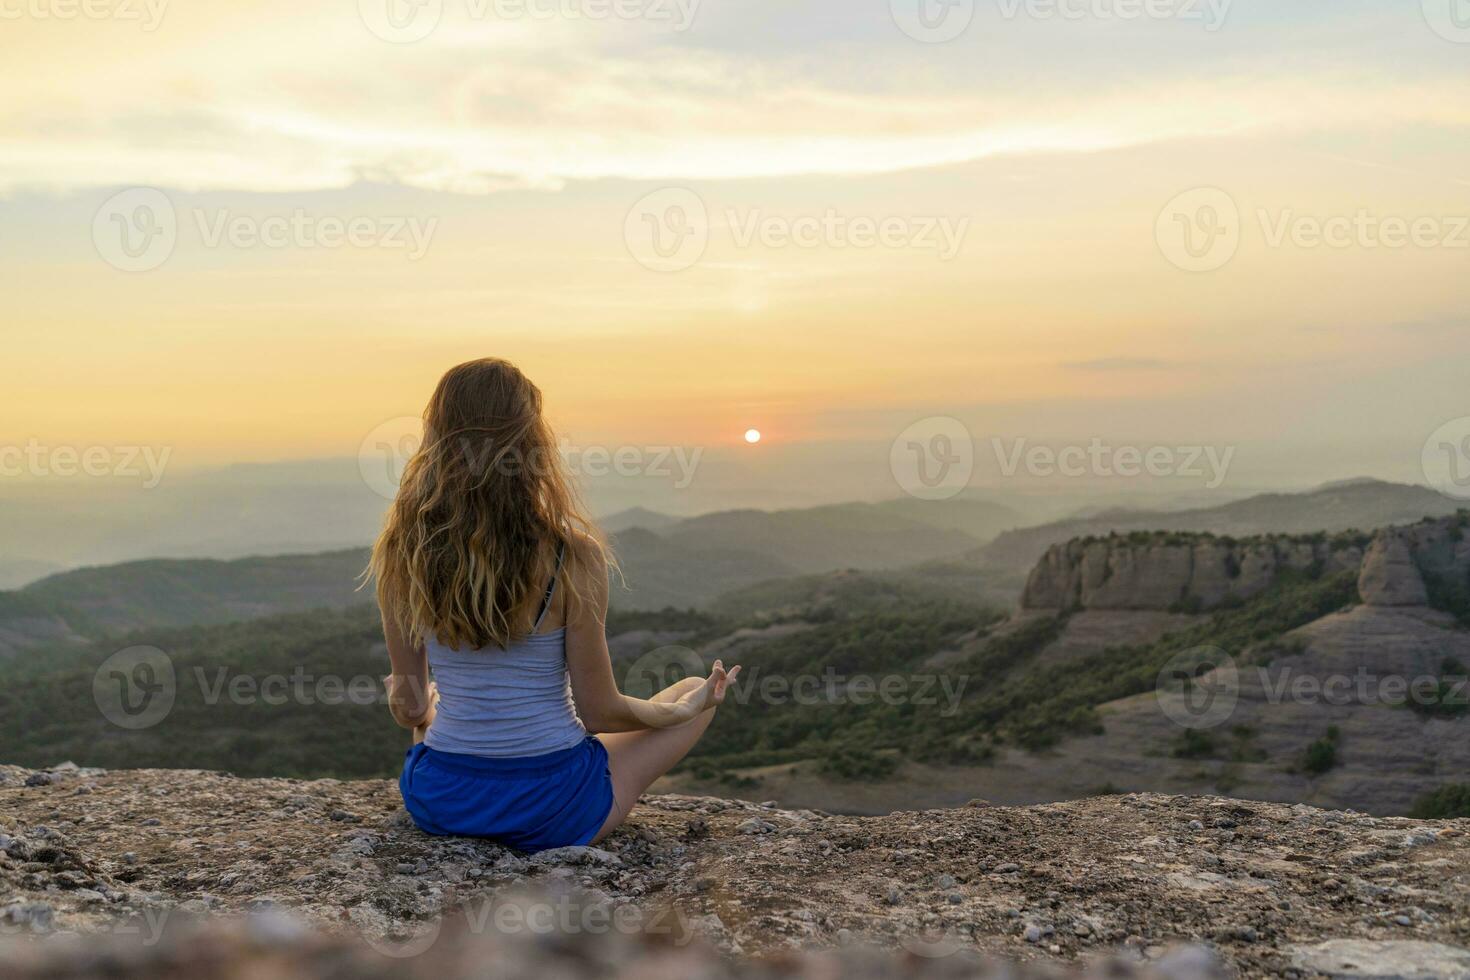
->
xmin=422 ymin=627 xmax=586 ymax=758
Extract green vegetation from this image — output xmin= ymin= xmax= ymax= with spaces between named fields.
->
xmin=705 ymin=567 xmax=999 ymax=625
xmin=0 ymin=605 xmax=397 ymax=779
xmin=1073 ymin=529 xmax=1373 ymax=552
xmin=685 ymin=565 xmax=1359 ymax=776
xmin=1273 ymin=636 xmax=1310 ymax=657
xmin=680 ymin=596 xmax=996 ymax=773
xmin=1421 ymin=564 xmax=1470 ymax=627
xmin=819 ymin=747 xmax=900 ymax=781
xmin=1226 ymin=725 xmax=1268 ymax=763
xmin=1302 ymin=726 xmax=1341 ymax=775
xmin=18 ymin=551 xmax=370 ymax=636
xmin=1406 ymin=679 xmax=1470 ymax=718
xmin=1409 ymin=784 xmax=1470 ymax=819
xmin=1172 ymin=729 xmax=1215 ymax=759
xmin=1169 ymin=725 xmax=1266 ymax=763
xmin=1391 ymin=655 xmax=1470 ymax=719
xmin=926 ymin=568 xmax=1359 ymax=752
xmin=604 ymin=607 xmax=719 ymax=635
xmin=0 ymin=552 xmax=1377 ymax=796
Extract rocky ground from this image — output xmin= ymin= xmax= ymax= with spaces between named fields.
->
xmin=2 ymin=763 xmax=1469 ymax=978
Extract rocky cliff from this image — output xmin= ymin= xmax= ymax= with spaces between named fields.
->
xmin=953 ymin=516 xmax=1469 ymax=818
xmin=981 ymin=480 xmax=1460 ymax=582
xmin=1021 ymin=533 xmax=1365 ymax=612
xmin=1356 ymin=515 xmax=1470 ymax=608
xmin=1021 ymin=514 xmax=1470 ymax=614
xmin=3 ymin=763 xmax=1469 ymax=979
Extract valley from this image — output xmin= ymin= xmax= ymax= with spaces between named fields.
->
xmin=0 ymin=479 xmax=1465 ymax=820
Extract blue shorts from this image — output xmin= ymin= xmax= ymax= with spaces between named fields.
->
xmin=399 ymin=737 xmax=616 ymax=853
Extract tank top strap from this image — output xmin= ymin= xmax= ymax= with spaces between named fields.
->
xmin=532 ymin=541 xmax=568 ymax=633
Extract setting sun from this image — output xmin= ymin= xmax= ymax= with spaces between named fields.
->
xmin=744 ymin=429 xmax=762 ymax=445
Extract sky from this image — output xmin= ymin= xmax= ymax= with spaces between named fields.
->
xmin=2 ymin=0 xmax=1469 ymax=503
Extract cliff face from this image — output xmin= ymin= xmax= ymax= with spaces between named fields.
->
xmin=982 ymin=516 xmax=1470 ymax=819
xmin=1356 ymin=516 xmax=1470 ymax=607
xmin=1021 ymin=515 xmax=1470 ymax=613
xmin=3 ymin=764 xmax=1469 ymax=979
xmin=1020 ymin=535 xmax=1363 ymax=612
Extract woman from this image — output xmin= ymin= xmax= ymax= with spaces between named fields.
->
xmin=369 ymin=358 xmax=739 ymax=852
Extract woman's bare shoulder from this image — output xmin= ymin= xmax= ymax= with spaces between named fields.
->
xmin=560 ymin=527 xmax=611 ymax=606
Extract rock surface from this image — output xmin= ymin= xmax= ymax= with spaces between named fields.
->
xmin=2 ymin=764 xmax=1468 ymax=978
xmin=1358 ymin=532 xmax=1431 ymax=608
xmin=1021 ymin=535 xmax=1363 ymax=612
xmin=1023 ymin=516 xmax=1470 ymax=615
xmin=1290 ymin=938 xmax=1470 ymax=979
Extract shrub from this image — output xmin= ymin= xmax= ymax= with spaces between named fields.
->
xmin=1409 ymin=784 xmax=1470 ymax=819
xmin=819 ymin=747 xmax=899 ymax=781
xmin=1227 ymin=725 xmax=1267 ymax=763
xmin=1302 ymin=726 xmax=1340 ymax=775
xmin=1172 ymin=729 xmax=1216 ymax=759
xmin=1406 ymin=680 xmax=1469 ymax=718
xmin=1420 ymin=565 xmax=1470 ymax=627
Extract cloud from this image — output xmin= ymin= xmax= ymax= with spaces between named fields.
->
xmin=1 ymin=3 xmax=1468 ymax=195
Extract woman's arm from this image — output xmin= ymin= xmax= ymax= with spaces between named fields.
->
xmin=382 ymin=611 xmax=437 ymax=731
xmin=566 ymin=560 xmax=739 ymax=733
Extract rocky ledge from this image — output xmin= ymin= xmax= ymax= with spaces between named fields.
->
xmin=2 ymin=764 xmax=1468 ymax=978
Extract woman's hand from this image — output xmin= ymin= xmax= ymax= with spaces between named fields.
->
xmin=616 ymin=660 xmax=742 ymax=730
xmin=675 ymin=660 xmax=741 ymax=717
xmin=384 ymin=674 xmax=438 ymax=730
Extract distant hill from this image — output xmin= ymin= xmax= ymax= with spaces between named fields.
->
xmin=976 ymin=480 xmax=1457 ymax=578
xmin=0 ymin=550 xmax=373 ymax=658
xmin=603 ymin=497 xmax=1020 ymax=608
xmin=609 ymin=528 xmax=796 ymax=611
xmin=599 ymin=507 xmax=680 ymax=533
xmin=661 ymin=500 xmax=1001 ymax=575
xmin=706 ymin=563 xmax=1006 ymax=624
xmin=0 ymin=495 xmax=1022 ymax=646
xmin=0 ymin=559 xmax=66 ymax=591
xmin=0 ymin=532 xmax=770 ymax=654
xmin=864 ymin=496 xmax=1024 ymax=540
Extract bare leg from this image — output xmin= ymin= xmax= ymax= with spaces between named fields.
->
xmin=591 ymin=676 xmax=715 ymax=843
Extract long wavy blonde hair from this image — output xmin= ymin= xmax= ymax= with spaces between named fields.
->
xmin=369 ymin=358 xmax=609 ymax=650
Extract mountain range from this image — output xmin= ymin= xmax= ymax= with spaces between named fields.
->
xmin=0 ymin=479 xmax=1449 ymax=655
xmin=1 ymin=480 xmax=1466 ymax=820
